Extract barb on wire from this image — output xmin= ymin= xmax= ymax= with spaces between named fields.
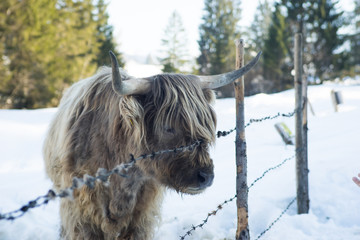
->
xmin=0 ymin=140 xmax=203 ymax=221
xmin=180 ymin=151 xmax=297 ymax=239
xmin=255 ymin=197 xmax=297 ymax=240
xmin=216 ymin=109 xmax=297 ymax=138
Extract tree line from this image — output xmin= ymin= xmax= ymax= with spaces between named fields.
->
xmin=0 ymin=0 xmax=359 ymax=108
xmin=161 ymin=0 xmax=359 ymax=97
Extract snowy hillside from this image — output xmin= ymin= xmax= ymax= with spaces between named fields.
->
xmin=0 ymin=81 xmax=360 ymax=240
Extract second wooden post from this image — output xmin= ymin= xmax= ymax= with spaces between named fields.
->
xmin=234 ymin=39 xmax=250 ymax=239
xmin=294 ymin=33 xmax=309 ymax=214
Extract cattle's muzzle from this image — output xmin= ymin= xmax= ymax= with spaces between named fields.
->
xmin=197 ymin=170 xmax=214 ymax=189
xmin=184 ymin=168 xmax=214 ymax=195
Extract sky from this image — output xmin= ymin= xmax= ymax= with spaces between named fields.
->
xmin=107 ymin=0 xmax=260 ymax=58
xmin=107 ymin=0 xmax=355 ymax=59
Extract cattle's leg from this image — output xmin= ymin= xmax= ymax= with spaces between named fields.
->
xmin=59 ymin=198 xmax=106 ymax=240
xmin=60 ymin=223 xmax=104 ymax=240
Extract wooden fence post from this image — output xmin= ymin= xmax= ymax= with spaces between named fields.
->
xmin=234 ymin=39 xmax=250 ymax=240
xmin=294 ymin=33 xmax=309 ymax=214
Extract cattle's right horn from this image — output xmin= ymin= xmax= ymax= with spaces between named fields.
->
xmin=109 ymin=51 xmax=151 ymax=95
xmin=198 ymin=51 xmax=262 ymax=89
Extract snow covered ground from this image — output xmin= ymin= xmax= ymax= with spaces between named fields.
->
xmin=0 ymin=81 xmax=359 ymax=240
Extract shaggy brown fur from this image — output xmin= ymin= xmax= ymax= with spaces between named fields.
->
xmin=43 ymin=67 xmax=217 ymax=239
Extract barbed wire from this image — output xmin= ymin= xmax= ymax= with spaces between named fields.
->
xmin=248 ymin=155 xmax=295 ymax=189
xmin=180 ymin=196 xmax=297 ymax=240
xmin=249 ymin=147 xmax=304 ymax=191
xmin=245 ymin=110 xmax=297 ymax=127
xmin=0 ymin=190 xmax=57 ymax=221
xmin=0 ymin=108 xmax=301 ymax=239
xmin=179 ymin=194 xmax=237 ymax=240
xmin=216 ymin=109 xmax=297 ymax=138
xmin=0 ymin=140 xmax=203 ymax=221
xmin=179 ymin=151 xmax=297 ymax=239
xmin=255 ymin=197 xmax=297 ymax=240
xmin=1 ymin=109 xmax=299 ymax=218
xmin=180 ymin=108 xmax=302 ymax=239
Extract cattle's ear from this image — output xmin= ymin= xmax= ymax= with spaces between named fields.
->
xmin=203 ymin=89 xmax=216 ymax=105
xmin=118 ymin=96 xmax=145 ymax=136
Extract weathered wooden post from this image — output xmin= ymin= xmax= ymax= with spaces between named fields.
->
xmin=234 ymin=39 xmax=250 ymax=239
xmin=294 ymin=33 xmax=309 ymax=214
xmin=302 ymin=52 xmax=309 ymax=211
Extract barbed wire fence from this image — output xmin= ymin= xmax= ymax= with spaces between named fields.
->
xmin=0 ymin=109 xmax=299 ymax=240
xmin=180 ymin=108 xmax=300 ymax=240
xmin=179 ymin=149 xmax=302 ymax=240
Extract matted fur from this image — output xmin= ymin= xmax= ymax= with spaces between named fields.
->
xmin=43 ymin=67 xmax=217 ymax=240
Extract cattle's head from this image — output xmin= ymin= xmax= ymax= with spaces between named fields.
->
xmin=109 ymin=51 xmax=260 ymax=194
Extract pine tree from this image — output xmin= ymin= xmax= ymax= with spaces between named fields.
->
xmin=281 ymin=0 xmax=314 ymax=65
xmin=281 ymin=0 xmax=313 ymax=34
xmin=348 ymin=0 xmax=360 ymax=75
xmin=197 ymin=0 xmax=241 ymax=97
xmin=263 ymin=3 xmax=291 ymax=91
xmin=0 ymin=0 xmax=61 ymax=108
xmin=0 ymin=1 xmax=12 ymax=103
xmin=309 ymin=0 xmax=345 ymax=80
xmin=159 ymin=11 xmax=189 ymax=73
xmin=244 ymin=0 xmax=272 ymax=95
xmin=280 ymin=0 xmax=346 ymax=81
xmin=93 ymin=0 xmax=124 ymax=68
xmin=248 ymin=0 xmax=272 ymax=52
xmin=57 ymin=0 xmax=99 ymax=81
xmin=0 ymin=0 xmax=121 ymax=108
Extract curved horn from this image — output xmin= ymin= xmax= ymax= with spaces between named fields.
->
xmin=109 ymin=51 xmax=151 ymax=95
xmin=199 ymin=51 xmax=262 ymax=89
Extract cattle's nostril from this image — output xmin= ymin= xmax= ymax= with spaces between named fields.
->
xmin=197 ymin=171 xmax=214 ymax=187
xmin=198 ymin=171 xmax=207 ymax=183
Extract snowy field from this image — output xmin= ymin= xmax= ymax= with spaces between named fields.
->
xmin=0 ymin=80 xmax=360 ymax=240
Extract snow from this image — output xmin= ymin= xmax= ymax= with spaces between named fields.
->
xmin=1 ymin=81 xmax=360 ymax=239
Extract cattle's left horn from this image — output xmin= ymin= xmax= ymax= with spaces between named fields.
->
xmin=109 ymin=51 xmax=151 ymax=95
xmin=198 ymin=51 xmax=262 ymax=89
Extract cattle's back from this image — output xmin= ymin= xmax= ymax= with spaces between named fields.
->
xmin=43 ymin=67 xmax=146 ymax=189
xmin=43 ymin=68 xmax=118 ymax=186
xmin=43 ymin=76 xmax=94 ymax=188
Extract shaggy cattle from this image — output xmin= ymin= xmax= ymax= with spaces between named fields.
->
xmin=43 ymin=51 xmax=260 ymax=240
